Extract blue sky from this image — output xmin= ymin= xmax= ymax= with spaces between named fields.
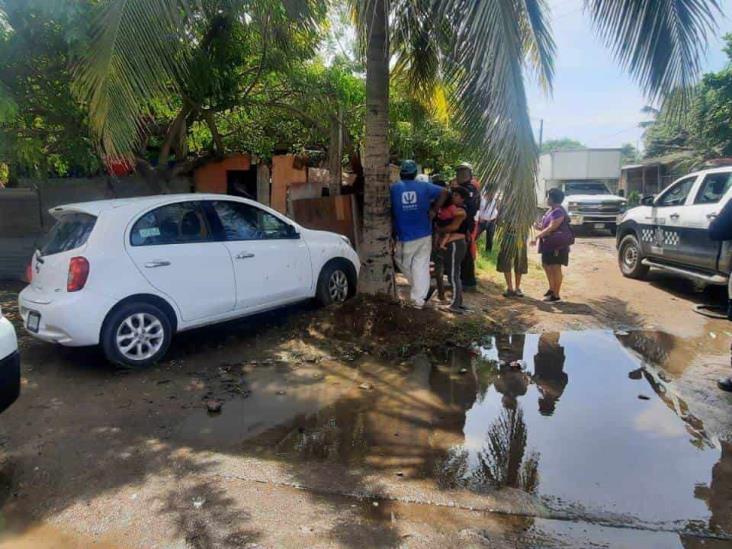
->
xmin=527 ymin=0 xmax=732 ymax=150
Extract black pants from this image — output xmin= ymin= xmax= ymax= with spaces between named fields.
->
xmin=444 ymin=239 xmax=467 ymax=308
xmin=461 ymin=238 xmax=476 ymax=287
xmin=476 ymin=220 xmax=496 ymax=252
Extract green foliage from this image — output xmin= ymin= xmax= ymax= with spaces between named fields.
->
xmin=74 ymin=0 xmax=329 ymax=161
xmin=0 ymin=0 xmax=101 ymax=179
xmin=388 ymin=86 xmax=462 ymax=174
xmin=540 ymin=138 xmax=586 ymax=154
xmin=644 ymin=33 xmax=732 ymax=162
xmin=627 ymin=190 xmax=642 ymax=207
xmin=620 ymin=143 xmax=640 ymax=164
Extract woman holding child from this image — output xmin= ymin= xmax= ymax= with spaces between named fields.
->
xmin=434 ymin=186 xmax=471 ymax=313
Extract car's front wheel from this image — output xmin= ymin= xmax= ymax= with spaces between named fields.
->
xmin=316 ymin=260 xmax=356 ymax=306
xmin=618 ymin=234 xmax=649 ymax=279
xmin=101 ymin=302 xmax=172 ymax=368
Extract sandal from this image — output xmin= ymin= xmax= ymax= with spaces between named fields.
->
xmin=503 ymin=289 xmax=516 ymax=298
xmin=515 ymin=289 xmax=524 ymax=297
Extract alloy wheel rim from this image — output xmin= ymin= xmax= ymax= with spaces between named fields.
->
xmin=328 ymin=270 xmax=349 ymax=302
xmin=623 ymin=244 xmax=638 ymax=270
xmin=116 ymin=312 xmax=164 ymax=361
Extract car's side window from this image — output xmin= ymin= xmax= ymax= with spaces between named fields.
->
xmin=694 ymin=173 xmax=732 ymax=205
xmin=211 ymin=201 xmax=293 ymax=241
xmin=130 ymin=202 xmax=211 ymax=246
xmin=656 ymin=177 xmax=696 ymax=207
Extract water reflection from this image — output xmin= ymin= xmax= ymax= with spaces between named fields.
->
xmin=617 ymin=332 xmax=711 ymax=447
xmin=474 ymin=407 xmax=540 ymax=493
xmin=183 ymin=330 xmax=727 ymax=530
xmin=532 ymin=333 xmax=568 ymax=416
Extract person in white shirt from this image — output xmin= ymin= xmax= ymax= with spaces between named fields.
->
xmin=476 ymin=189 xmax=498 ymax=252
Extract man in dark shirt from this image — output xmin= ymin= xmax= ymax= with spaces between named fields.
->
xmin=709 ymin=197 xmax=732 ymax=391
xmin=455 ymin=163 xmax=481 ymax=289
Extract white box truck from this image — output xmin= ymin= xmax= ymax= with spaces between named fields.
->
xmin=536 ymin=149 xmax=627 ymax=234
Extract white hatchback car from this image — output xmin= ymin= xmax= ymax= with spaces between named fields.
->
xmin=19 ymin=194 xmax=360 ymax=367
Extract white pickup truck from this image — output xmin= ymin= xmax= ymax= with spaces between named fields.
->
xmin=554 ymin=180 xmax=627 ymax=235
xmin=0 ymin=307 xmax=20 ymax=413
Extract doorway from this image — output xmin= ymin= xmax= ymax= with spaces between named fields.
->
xmin=227 ymin=168 xmax=258 ymax=200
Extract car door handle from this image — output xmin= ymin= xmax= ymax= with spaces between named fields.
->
xmin=670 ymin=213 xmax=680 ymax=219
xmin=144 ymin=260 xmax=171 ymax=268
xmin=235 ymin=252 xmax=255 ymax=260
xmin=707 ymin=213 xmax=718 ymax=220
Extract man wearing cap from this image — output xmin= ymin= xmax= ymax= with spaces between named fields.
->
xmin=455 ymin=162 xmax=481 ymax=289
xmin=390 ymin=160 xmax=448 ymax=308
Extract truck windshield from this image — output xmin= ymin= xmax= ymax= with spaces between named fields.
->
xmin=564 ymin=182 xmax=611 ymax=196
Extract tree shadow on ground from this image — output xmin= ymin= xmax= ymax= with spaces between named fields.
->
xmin=0 ymin=298 xmax=421 ymax=547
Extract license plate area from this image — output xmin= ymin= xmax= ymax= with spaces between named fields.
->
xmin=594 ymin=223 xmax=606 ymax=229
xmin=27 ymin=311 xmax=40 ymax=333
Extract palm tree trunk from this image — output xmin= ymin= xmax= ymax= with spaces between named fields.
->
xmin=360 ymin=0 xmax=394 ymax=296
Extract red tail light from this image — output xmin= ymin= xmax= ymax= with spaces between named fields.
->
xmin=67 ymin=257 xmax=89 ymax=292
xmin=25 ymin=263 xmax=33 ymax=283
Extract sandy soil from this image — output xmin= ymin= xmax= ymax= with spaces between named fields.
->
xmin=0 ymin=235 xmax=730 ymax=548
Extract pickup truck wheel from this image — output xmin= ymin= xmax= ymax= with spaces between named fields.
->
xmin=618 ymin=234 xmax=649 ymax=279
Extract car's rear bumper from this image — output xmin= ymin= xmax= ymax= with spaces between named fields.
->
xmin=0 ymin=351 xmax=20 ymax=413
xmin=18 ymin=287 xmax=113 ymax=346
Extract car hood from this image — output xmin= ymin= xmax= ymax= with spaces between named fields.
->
xmin=565 ymin=194 xmax=625 ymax=203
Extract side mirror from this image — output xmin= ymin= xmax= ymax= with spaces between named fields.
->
xmin=287 ymin=225 xmax=300 ymax=239
xmin=641 ymin=195 xmax=655 ymax=206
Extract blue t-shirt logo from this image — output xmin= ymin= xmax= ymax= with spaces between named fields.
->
xmin=402 ymin=191 xmax=417 ymax=208
xmin=390 ymin=179 xmax=445 ymax=242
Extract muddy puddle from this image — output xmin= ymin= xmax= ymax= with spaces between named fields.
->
xmin=177 ymin=330 xmax=731 ymax=532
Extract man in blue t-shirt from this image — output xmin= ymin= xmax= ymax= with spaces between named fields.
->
xmin=390 ymin=159 xmax=448 ymax=308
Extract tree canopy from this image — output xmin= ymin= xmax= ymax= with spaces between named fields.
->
xmin=0 ymin=1 xmax=101 ymax=180
xmin=643 ymin=33 xmax=732 ymax=163
xmin=540 ymin=138 xmax=586 ymax=154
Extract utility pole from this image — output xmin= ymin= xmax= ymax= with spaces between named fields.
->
xmin=538 ymin=118 xmax=544 ymax=151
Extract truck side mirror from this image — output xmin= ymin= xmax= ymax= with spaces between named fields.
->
xmin=641 ymin=195 xmax=655 ymax=206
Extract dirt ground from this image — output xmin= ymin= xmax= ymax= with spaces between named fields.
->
xmin=0 ymin=235 xmax=731 ymax=548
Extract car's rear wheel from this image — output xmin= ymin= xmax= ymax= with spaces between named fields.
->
xmin=316 ymin=260 xmax=356 ymax=306
xmin=102 ymin=302 xmax=172 ymax=368
xmin=618 ymin=234 xmax=649 ymax=279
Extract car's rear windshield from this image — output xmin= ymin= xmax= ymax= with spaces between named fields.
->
xmin=564 ymin=182 xmax=610 ymax=195
xmin=40 ymin=213 xmax=97 ymax=256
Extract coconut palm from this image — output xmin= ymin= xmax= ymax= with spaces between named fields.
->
xmin=356 ymin=0 xmax=720 ymax=294
xmin=70 ymin=0 xmax=720 ymax=294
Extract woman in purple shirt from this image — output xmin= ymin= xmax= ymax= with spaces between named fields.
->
xmin=530 ymin=188 xmax=572 ymax=302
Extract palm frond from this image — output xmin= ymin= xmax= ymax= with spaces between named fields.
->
xmin=438 ymin=0 xmax=548 ymax=235
xmin=586 ymin=0 xmax=721 ymax=103
xmin=391 ymin=0 xmax=451 ymax=101
xmin=72 ymin=0 xmax=195 ymax=160
xmin=387 ymin=0 xmax=553 ymax=243
xmin=519 ymin=0 xmax=555 ymax=92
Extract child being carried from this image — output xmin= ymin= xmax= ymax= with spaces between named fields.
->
xmin=434 ymin=190 xmax=468 ymax=249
